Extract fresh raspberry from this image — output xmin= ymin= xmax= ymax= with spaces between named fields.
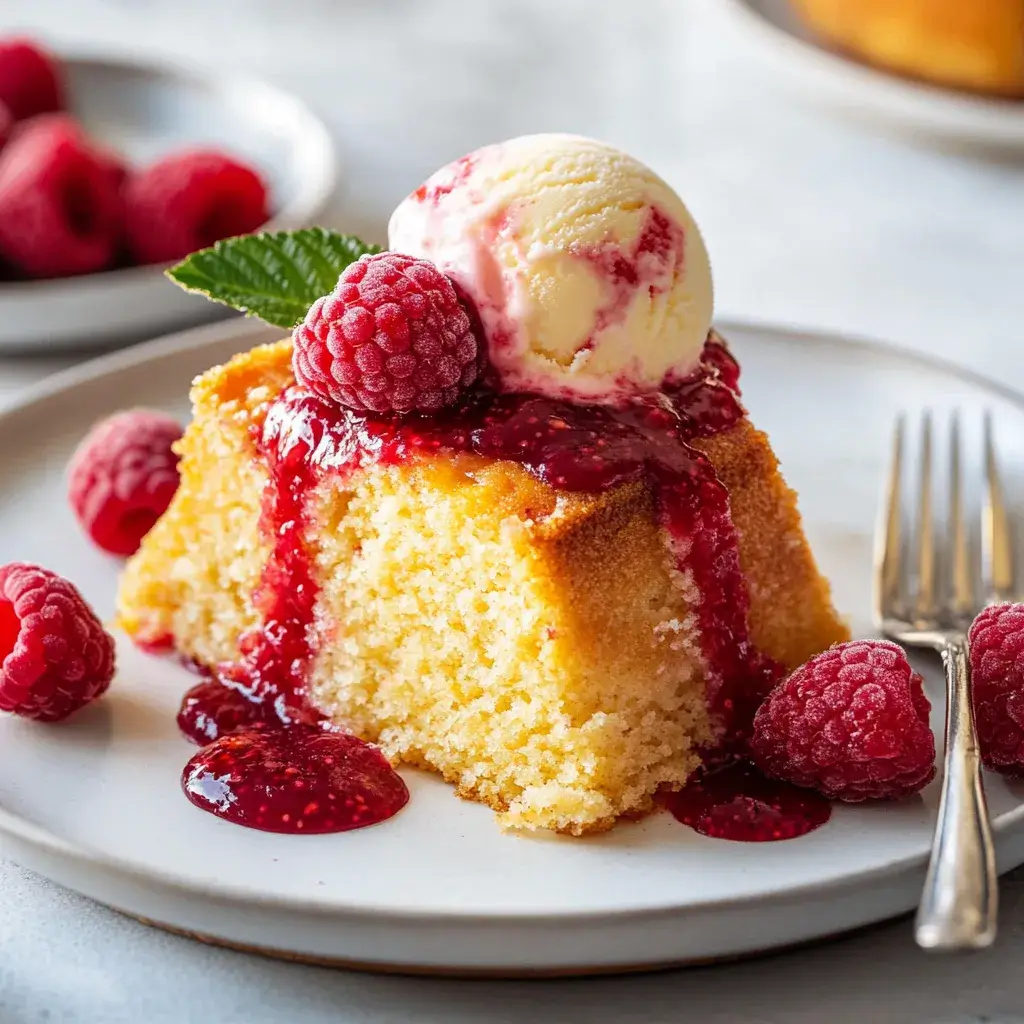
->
xmin=293 ymin=252 xmax=481 ymax=413
xmin=0 ymin=100 xmax=13 ymax=151
xmin=0 ymin=114 xmax=124 ymax=278
xmin=124 ymin=149 xmax=268 ymax=264
xmin=67 ymin=409 xmax=183 ymax=557
xmin=0 ymin=39 xmax=63 ymax=121
xmin=95 ymin=144 xmax=128 ymax=194
xmin=750 ymin=640 xmax=936 ymax=802
xmin=0 ymin=562 xmax=115 ymax=722
xmin=968 ymin=603 xmax=1024 ymax=774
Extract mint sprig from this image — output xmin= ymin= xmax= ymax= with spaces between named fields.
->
xmin=166 ymin=228 xmax=383 ymax=329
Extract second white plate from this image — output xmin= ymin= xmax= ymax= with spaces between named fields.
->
xmin=718 ymin=0 xmax=1024 ymax=149
xmin=0 ymin=53 xmax=336 ymax=353
xmin=1 ymin=318 xmax=1024 ymax=975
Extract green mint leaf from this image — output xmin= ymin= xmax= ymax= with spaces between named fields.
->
xmin=166 ymin=228 xmax=383 ymax=329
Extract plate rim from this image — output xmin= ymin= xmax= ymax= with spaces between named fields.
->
xmin=717 ymin=0 xmax=1024 ymax=142
xmin=3 ymin=314 xmax=1024 ymax=927
xmin=0 ymin=51 xmax=338 ymax=298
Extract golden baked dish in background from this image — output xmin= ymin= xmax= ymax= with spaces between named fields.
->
xmin=791 ymin=0 xmax=1024 ymax=97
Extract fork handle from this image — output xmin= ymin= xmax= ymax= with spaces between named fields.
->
xmin=915 ymin=636 xmax=998 ymax=951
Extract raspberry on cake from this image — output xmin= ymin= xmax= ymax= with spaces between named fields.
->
xmin=293 ymin=251 xmax=480 ymax=413
xmin=118 ymin=136 xmax=849 ymax=835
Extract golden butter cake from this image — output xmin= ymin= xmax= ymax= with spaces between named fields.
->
xmin=117 ymin=334 xmax=848 ymax=835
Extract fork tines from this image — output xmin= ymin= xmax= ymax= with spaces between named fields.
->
xmin=874 ymin=411 xmax=1015 ymax=634
xmin=983 ymin=413 xmax=1015 ymax=606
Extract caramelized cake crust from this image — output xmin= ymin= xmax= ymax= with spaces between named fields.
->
xmin=118 ymin=340 xmax=849 ymax=834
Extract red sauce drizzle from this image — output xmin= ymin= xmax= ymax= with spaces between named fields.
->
xmin=179 ymin=395 xmax=409 ymax=833
xmin=662 ymin=761 xmax=831 ymax=842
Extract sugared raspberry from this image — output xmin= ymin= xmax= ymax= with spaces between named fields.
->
xmin=0 ymin=114 xmax=124 ymax=278
xmin=0 ymin=562 xmax=115 ymax=722
xmin=968 ymin=603 xmax=1024 ymax=774
xmin=124 ymin=149 xmax=268 ymax=264
xmin=750 ymin=640 xmax=936 ymax=802
xmin=0 ymin=39 xmax=63 ymax=121
xmin=67 ymin=409 xmax=183 ymax=557
xmin=293 ymin=252 xmax=481 ymax=413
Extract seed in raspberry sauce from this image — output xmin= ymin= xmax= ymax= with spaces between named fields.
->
xmin=750 ymin=640 xmax=936 ymax=802
xmin=292 ymin=251 xmax=481 ymax=414
xmin=67 ymin=409 xmax=183 ymax=556
xmin=0 ymin=562 xmax=115 ymax=721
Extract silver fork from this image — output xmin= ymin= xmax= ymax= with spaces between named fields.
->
xmin=875 ymin=411 xmax=1013 ymax=951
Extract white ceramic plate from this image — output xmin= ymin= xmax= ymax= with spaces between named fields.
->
xmin=0 ymin=54 xmax=336 ymax=353
xmin=718 ymin=0 xmax=1024 ymax=150
xmin=2 ymin=317 xmax=1024 ymax=976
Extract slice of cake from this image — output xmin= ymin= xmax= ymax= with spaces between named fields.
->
xmin=117 ymin=135 xmax=848 ymax=835
xmin=118 ymin=336 xmax=847 ymax=834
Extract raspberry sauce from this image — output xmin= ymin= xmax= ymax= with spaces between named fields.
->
xmin=177 ymin=375 xmax=410 ymax=834
xmin=183 ymin=726 xmax=409 ymax=834
xmin=178 ymin=676 xmax=271 ymax=744
xmin=662 ymin=761 xmax=831 ymax=842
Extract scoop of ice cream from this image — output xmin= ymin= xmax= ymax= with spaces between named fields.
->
xmin=388 ymin=134 xmax=713 ymax=402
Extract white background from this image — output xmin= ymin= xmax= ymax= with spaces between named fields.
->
xmin=0 ymin=0 xmax=1023 ymax=1020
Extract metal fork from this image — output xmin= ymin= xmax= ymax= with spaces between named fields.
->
xmin=875 ymin=411 xmax=1012 ymax=951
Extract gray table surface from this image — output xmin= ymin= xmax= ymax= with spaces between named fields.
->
xmin=2 ymin=1 xmax=1024 ymax=1020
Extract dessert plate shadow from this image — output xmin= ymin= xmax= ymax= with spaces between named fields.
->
xmin=718 ymin=0 xmax=1024 ymax=150
xmin=2 ymin=317 xmax=1024 ymax=975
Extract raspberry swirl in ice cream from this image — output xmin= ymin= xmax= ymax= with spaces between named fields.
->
xmin=388 ymin=134 xmax=714 ymax=403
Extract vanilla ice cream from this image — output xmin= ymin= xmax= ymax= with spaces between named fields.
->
xmin=388 ymin=134 xmax=714 ymax=402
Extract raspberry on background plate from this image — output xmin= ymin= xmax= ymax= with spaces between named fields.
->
xmin=0 ymin=99 xmax=12 ymax=152
xmin=968 ymin=603 xmax=1024 ymax=775
xmin=0 ymin=113 xmax=124 ymax=278
xmin=293 ymin=251 xmax=481 ymax=413
xmin=68 ymin=409 xmax=183 ymax=557
xmin=0 ymin=562 xmax=115 ymax=722
xmin=751 ymin=639 xmax=936 ymax=802
xmin=124 ymin=148 xmax=269 ymax=264
xmin=0 ymin=38 xmax=63 ymax=121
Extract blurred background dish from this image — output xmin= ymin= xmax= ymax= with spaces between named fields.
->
xmin=719 ymin=0 xmax=1024 ymax=149
xmin=789 ymin=0 xmax=1024 ymax=98
xmin=0 ymin=53 xmax=335 ymax=353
